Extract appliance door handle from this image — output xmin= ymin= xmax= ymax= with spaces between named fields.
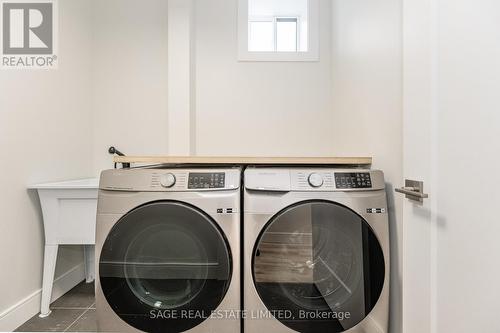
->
xmin=395 ymin=179 xmax=429 ymax=202
xmin=395 ymin=187 xmax=429 ymax=198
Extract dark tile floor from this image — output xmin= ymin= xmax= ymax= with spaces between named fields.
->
xmin=15 ymin=282 xmax=96 ymax=332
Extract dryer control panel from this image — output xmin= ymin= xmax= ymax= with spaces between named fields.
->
xmin=188 ymin=172 xmax=225 ymax=189
xmin=335 ymin=172 xmax=372 ymax=189
xmin=245 ymin=168 xmax=385 ymax=192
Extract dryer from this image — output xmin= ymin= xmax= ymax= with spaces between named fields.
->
xmin=243 ymin=167 xmax=389 ymax=333
xmin=95 ymin=167 xmax=241 ymax=333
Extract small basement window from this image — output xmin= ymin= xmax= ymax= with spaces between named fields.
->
xmin=238 ymin=0 xmax=319 ymax=62
xmin=249 ymin=17 xmax=301 ymax=52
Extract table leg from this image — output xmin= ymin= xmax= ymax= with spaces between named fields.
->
xmin=39 ymin=244 xmax=58 ymax=318
xmin=83 ymin=245 xmax=95 ymax=283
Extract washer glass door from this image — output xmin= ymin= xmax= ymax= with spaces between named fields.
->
xmin=253 ymin=200 xmax=385 ymax=333
xmin=99 ymin=201 xmax=232 ymax=333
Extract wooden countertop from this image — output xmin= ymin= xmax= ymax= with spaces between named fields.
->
xmin=113 ymin=156 xmax=372 ymax=166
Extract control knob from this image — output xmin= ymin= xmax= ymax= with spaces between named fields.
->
xmin=160 ymin=173 xmax=176 ymax=188
xmin=308 ymin=173 xmax=324 ymax=188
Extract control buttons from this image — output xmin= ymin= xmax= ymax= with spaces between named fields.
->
xmin=335 ymin=172 xmax=372 ymax=189
xmin=160 ymin=173 xmax=176 ymax=188
xmin=188 ymin=173 xmax=225 ymax=189
xmin=308 ymin=173 xmax=324 ymax=188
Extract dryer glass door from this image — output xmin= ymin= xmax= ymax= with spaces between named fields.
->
xmin=253 ymin=200 xmax=385 ymax=333
xmin=99 ymin=201 xmax=232 ymax=333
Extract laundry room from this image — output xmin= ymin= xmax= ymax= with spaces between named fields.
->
xmin=0 ymin=0 xmax=499 ymax=332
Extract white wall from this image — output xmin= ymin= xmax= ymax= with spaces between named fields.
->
xmin=91 ymin=0 xmax=169 ymax=173
xmin=330 ymin=0 xmax=403 ymax=331
xmin=0 ymin=0 xmax=170 ymax=329
xmin=195 ymin=0 xmax=334 ymax=156
xmin=0 ymin=0 xmax=93 ymax=329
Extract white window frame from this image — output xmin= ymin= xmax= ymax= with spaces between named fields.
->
xmin=238 ymin=0 xmax=319 ymax=62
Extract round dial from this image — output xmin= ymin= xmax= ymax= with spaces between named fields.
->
xmin=160 ymin=173 xmax=176 ymax=188
xmin=308 ymin=173 xmax=324 ymax=188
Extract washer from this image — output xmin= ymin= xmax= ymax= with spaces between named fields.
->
xmin=96 ymin=167 xmax=241 ymax=333
xmin=243 ymin=167 xmax=389 ymax=333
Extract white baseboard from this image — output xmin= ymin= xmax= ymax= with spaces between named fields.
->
xmin=0 ymin=263 xmax=86 ymax=332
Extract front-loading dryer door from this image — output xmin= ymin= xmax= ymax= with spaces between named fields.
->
xmin=253 ymin=200 xmax=385 ymax=333
xmin=99 ymin=201 xmax=232 ymax=333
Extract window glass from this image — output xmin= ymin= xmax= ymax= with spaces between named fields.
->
xmin=249 ymin=21 xmax=274 ymax=52
xmin=248 ymin=0 xmax=308 ymax=53
xmin=99 ymin=201 xmax=232 ymax=333
xmin=239 ymin=0 xmax=319 ymax=61
xmin=253 ymin=201 xmax=385 ymax=333
xmin=276 ymin=18 xmax=298 ymax=52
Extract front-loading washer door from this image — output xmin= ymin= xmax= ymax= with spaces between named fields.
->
xmin=253 ymin=200 xmax=385 ymax=333
xmin=99 ymin=201 xmax=232 ymax=333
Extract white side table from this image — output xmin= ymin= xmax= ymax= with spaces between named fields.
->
xmin=29 ymin=178 xmax=98 ymax=317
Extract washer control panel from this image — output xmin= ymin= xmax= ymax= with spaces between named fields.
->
xmin=188 ymin=172 xmax=225 ymax=189
xmin=335 ymin=172 xmax=372 ymax=189
xmin=246 ymin=168 xmax=384 ymax=192
xmin=100 ymin=168 xmax=240 ymax=192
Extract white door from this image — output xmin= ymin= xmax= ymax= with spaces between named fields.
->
xmin=402 ymin=0 xmax=500 ymax=332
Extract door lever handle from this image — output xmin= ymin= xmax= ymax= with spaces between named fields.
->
xmin=395 ymin=187 xmax=429 ymax=198
xmin=396 ymin=180 xmax=428 ymax=202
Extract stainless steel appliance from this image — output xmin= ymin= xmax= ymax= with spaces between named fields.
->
xmin=96 ymin=167 xmax=241 ymax=333
xmin=243 ymin=167 xmax=389 ymax=333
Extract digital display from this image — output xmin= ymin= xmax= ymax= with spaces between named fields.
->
xmin=188 ymin=173 xmax=225 ymax=189
xmin=335 ymin=172 xmax=372 ymax=189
